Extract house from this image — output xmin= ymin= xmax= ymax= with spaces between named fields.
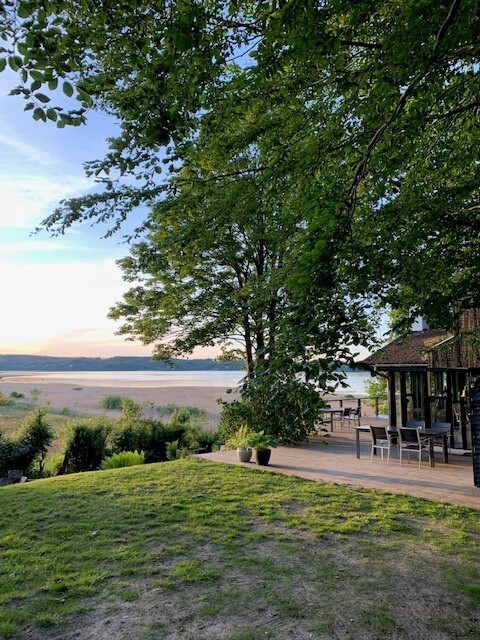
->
xmin=363 ymin=312 xmax=480 ymax=487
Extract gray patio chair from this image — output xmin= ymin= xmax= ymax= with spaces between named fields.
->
xmin=398 ymin=427 xmax=430 ymax=468
xmin=369 ymin=425 xmax=397 ymax=465
xmin=343 ymin=407 xmax=360 ymax=428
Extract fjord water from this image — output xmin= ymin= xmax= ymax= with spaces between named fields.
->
xmin=3 ymin=370 xmax=371 ymax=396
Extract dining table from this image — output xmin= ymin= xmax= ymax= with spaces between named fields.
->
xmin=355 ymin=425 xmax=449 ymax=467
xmin=320 ymin=407 xmax=345 ymax=432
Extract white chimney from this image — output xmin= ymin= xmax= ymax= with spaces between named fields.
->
xmin=412 ymin=316 xmax=428 ymax=332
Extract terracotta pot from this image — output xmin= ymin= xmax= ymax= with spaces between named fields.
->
xmin=237 ymin=448 xmax=252 ymax=463
xmin=253 ymin=448 xmax=271 ymax=465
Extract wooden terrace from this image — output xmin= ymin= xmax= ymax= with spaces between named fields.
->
xmin=201 ymin=424 xmax=479 ymax=510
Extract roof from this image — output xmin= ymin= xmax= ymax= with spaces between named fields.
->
xmin=362 ymin=330 xmax=453 ymax=367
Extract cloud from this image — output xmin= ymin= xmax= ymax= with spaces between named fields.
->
xmin=0 ymin=173 xmax=91 ymax=228
xmin=0 ymin=258 xmax=133 ymax=354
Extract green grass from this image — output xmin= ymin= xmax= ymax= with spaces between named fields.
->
xmin=0 ymin=459 xmax=478 ymax=639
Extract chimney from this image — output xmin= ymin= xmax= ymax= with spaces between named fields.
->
xmin=412 ymin=316 xmax=428 ymax=332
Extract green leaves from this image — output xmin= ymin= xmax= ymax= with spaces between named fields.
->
xmin=63 ymin=81 xmax=74 ymax=97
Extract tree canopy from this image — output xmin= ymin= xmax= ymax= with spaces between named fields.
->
xmin=2 ymin=0 xmax=479 ymax=345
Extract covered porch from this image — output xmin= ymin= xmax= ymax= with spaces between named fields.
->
xmin=201 ymin=428 xmax=478 ymax=509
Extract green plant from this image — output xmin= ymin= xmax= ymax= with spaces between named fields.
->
xmin=0 ymin=407 xmax=54 ymax=476
xmin=9 ymin=391 xmax=24 ymax=399
xmin=30 ymin=388 xmax=41 ymax=405
xmin=364 ymin=376 xmax=388 ymax=414
xmin=59 ymin=418 xmax=111 ymax=474
xmin=225 ymin=426 xmax=254 ymax=450
xmin=102 ymin=451 xmax=145 ymax=469
xmin=99 ymin=395 xmax=127 ymax=410
xmin=165 ymin=440 xmax=179 ymax=461
xmin=248 ymin=431 xmax=278 ymax=451
xmin=0 ymin=393 xmax=9 ymax=406
xmin=43 ymin=453 xmax=64 ymax=477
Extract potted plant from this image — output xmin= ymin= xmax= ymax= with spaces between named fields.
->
xmin=248 ymin=431 xmax=278 ymax=466
xmin=225 ymin=426 xmax=253 ymax=463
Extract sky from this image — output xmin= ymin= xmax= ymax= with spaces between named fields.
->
xmin=0 ymin=70 xmax=165 ymax=358
xmin=0 ymin=70 xmax=377 ymax=361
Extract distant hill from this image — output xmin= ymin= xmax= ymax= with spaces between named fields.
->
xmin=0 ymin=354 xmax=245 ymax=372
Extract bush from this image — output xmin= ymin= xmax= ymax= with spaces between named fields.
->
xmin=102 ymin=451 xmax=145 ymax=469
xmin=99 ymin=395 xmax=127 ymax=410
xmin=110 ymin=398 xmax=191 ymax=462
xmin=59 ymin=417 xmax=111 ymax=474
xmin=9 ymin=391 xmax=24 ymax=399
xmin=0 ymin=407 xmax=53 ymax=476
xmin=0 ymin=393 xmax=9 ymax=406
xmin=220 ymin=372 xmax=323 ymax=444
xmin=156 ymin=403 xmax=207 ymax=419
xmin=43 ymin=453 xmax=64 ymax=477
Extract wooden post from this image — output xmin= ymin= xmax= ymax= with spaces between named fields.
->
xmin=469 ymin=379 xmax=480 ymax=488
xmin=400 ymin=372 xmax=408 ymax=427
xmin=388 ymin=372 xmax=396 ymax=427
xmin=423 ymin=372 xmax=431 ymax=429
xmin=375 ymin=397 xmax=379 ymax=417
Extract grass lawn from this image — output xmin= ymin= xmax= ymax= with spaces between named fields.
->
xmin=0 ymin=459 xmax=478 ymax=640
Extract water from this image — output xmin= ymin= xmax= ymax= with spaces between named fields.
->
xmin=2 ymin=369 xmax=372 ymax=395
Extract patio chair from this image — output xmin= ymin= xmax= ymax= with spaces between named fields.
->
xmin=343 ymin=407 xmax=360 ymax=428
xmin=398 ymin=427 xmax=430 ymax=468
xmin=368 ymin=426 xmax=397 ymax=465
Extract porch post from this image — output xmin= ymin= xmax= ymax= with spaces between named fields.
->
xmin=469 ymin=379 xmax=480 ymax=488
xmin=423 ymin=372 xmax=431 ymax=428
xmin=388 ymin=371 xmax=397 ymax=426
xmin=400 ymin=372 xmax=408 ymax=426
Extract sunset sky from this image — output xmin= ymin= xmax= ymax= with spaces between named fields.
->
xmin=0 ymin=70 xmax=161 ymax=358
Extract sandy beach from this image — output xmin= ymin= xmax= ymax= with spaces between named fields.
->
xmin=0 ymin=372 xmax=240 ymax=425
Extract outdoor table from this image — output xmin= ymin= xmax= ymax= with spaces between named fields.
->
xmin=355 ymin=425 xmax=449 ymax=467
xmin=320 ymin=408 xmax=344 ymax=432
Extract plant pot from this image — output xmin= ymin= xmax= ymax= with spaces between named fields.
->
xmin=237 ymin=448 xmax=252 ymax=463
xmin=253 ymin=448 xmax=271 ymax=466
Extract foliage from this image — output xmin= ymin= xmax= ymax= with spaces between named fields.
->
xmin=247 ymin=430 xmax=278 ymax=451
xmin=102 ymin=450 xmax=145 ymax=469
xmin=165 ymin=440 xmax=180 ymax=462
xmin=364 ymin=375 xmax=388 ymax=415
xmin=42 ymin=452 xmax=64 ymax=477
xmin=156 ymin=404 xmax=207 ymax=419
xmin=99 ymin=394 xmax=127 ymax=410
xmin=0 ymin=407 xmax=53 ymax=476
xmin=0 ymin=393 xmax=8 ymax=406
xmin=30 ymin=388 xmax=41 ymax=404
xmin=59 ymin=418 xmax=110 ymax=474
xmin=225 ymin=426 xmax=254 ymax=451
xmin=9 ymin=391 xmax=24 ymax=399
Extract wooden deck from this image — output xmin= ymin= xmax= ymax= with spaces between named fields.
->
xmin=200 ymin=427 xmax=479 ymax=510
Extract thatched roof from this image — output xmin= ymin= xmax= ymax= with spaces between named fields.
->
xmin=363 ymin=330 xmax=452 ymax=367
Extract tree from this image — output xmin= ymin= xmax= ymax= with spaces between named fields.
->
xmin=2 ymin=0 xmax=479 ymax=346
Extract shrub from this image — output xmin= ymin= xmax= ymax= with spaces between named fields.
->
xmin=110 ymin=398 xmax=190 ymax=462
xmin=43 ymin=453 xmax=64 ymax=477
xmin=183 ymin=423 xmax=221 ymax=452
xmin=9 ymin=391 xmax=24 ymax=399
xmin=31 ymin=388 xmax=41 ymax=404
xmin=156 ymin=403 xmax=207 ymax=419
xmin=102 ymin=451 xmax=145 ymax=469
xmin=59 ymin=417 xmax=111 ymax=474
xmin=99 ymin=395 xmax=128 ymax=410
xmin=0 ymin=407 xmax=53 ymax=476
xmin=0 ymin=393 xmax=9 ymax=406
